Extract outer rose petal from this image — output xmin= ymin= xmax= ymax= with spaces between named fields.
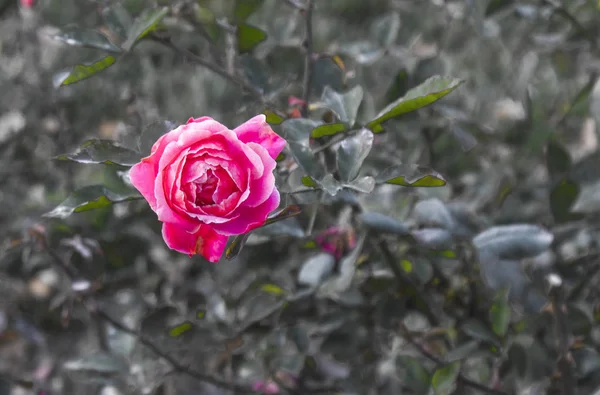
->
xmin=211 ymin=188 xmax=280 ymax=235
xmin=234 ymin=114 xmax=286 ymax=160
xmin=129 ymin=160 xmax=158 ymax=210
xmin=162 ymin=222 xmax=229 ymax=262
xmin=242 ymin=142 xmax=277 ymax=208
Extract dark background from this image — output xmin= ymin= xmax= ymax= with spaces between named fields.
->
xmin=2 ymin=1 xmax=600 ymax=394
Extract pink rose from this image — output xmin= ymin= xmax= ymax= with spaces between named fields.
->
xmin=129 ymin=115 xmax=286 ymax=262
xmin=252 ymin=381 xmax=280 ymax=394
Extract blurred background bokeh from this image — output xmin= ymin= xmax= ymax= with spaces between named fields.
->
xmin=2 ymin=0 xmax=600 ymax=394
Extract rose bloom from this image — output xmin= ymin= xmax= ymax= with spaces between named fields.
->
xmin=129 ymin=115 xmax=285 ymax=262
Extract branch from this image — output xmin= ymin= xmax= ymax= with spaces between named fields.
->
xmin=151 ymin=34 xmax=286 ymax=118
xmin=300 ymin=0 xmax=314 ymax=116
xmin=94 ymin=308 xmax=259 ymax=394
xmin=38 ymin=232 xmax=261 ymax=394
xmin=373 ymin=236 xmax=441 ymax=326
xmin=546 ymin=273 xmax=576 ymax=395
xmin=399 ymin=323 xmax=511 ymax=395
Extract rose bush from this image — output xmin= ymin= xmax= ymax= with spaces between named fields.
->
xmin=129 ymin=115 xmax=286 ymax=262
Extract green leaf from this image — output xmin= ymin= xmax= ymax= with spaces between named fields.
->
xmin=370 ymin=12 xmax=400 ymax=48
xmin=54 ymin=139 xmax=141 ymax=167
xmin=138 ymin=119 xmax=177 ymax=154
xmin=550 ymin=178 xmax=582 ymax=223
xmin=317 ymin=85 xmax=364 ymax=126
xmin=281 ymin=119 xmax=326 ymax=180
xmin=53 ymin=28 xmax=122 ymax=53
xmin=368 ymin=76 xmax=464 ymax=132
xmin=240 ymin=54 xmax=270 ymax=93
xmin=301 ymin=176 xmax=319 ymax=188
xmin=43 ymin=186 xmax=142 ymax=219
xmin=336 ymin=128 xmax=373 ymax=182
xmin=461 ymin=319 xmax=501 ymax=348
xmin=168 ymin=321 xmax=193 ymax=337
xmin=311 ymin=123 xmax=346 ymax=138
xmin=431 ymin=362 xmax=460 ymax=395
xmin=311 ymin=56 xmax=345 ymax=95
xmin=234 ymin=0 xmax=264 ymax=23
xmin=385 ymin=68 xmax=410 ymax=104
xmin=122 ymin=7 xmax=169 ymax=51
xmin=396 ymin=356 xmax=431 ymax=393
xmin=546 ymin=140 xmax=571 ymax=177
xmin=101 ymin=3 xmax=133 ymax=39
xmin=264 ymin=110 xmax=284 ymax=125
xmin=53 ymin=56 xmax=117 ymax=87
xmin=194 ymin=5 xmax=220 ymax=41
xmin=489 ymin=287 xmax=511 ymax=338
xmin=375 ymin=164 xmax=447 ymax=187
xmin=260 ymin=283 xmax=287 ymax=296
xmin=237 ymin=23 xmax=267 ymax=53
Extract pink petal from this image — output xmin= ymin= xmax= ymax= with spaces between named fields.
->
xmin=242 ymin=142 xmax=277 ymax=208
xmin=130 ymin=117 xmax=226 ymax=213
xmin=211 ymin=189 xmax=280 ymax=236
xmin=129 ymin=160 xmax=158 ymax=210
xmin=187 ymin=116 xmax=213 ymax=124
xmin=162 ymin=222 xmax=229 ymax=262
xmin=234 ymin=114 xmax=286 ymax=160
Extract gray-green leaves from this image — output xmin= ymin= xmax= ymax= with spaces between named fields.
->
xmin=54 ymin=139 xmax=142 ymax=167
xmin=337 ymin=128 xmax=373 ymax=182
xmin=375 ymin=165 xmax=447 ymax=187
xmin=53 ymin=56 xmax=117 ymax=87
xmin=312 ymin=85 xmax=364 ymax=138
xmin=368 ymin=76 xmax=464 ymax=133
xmin=52 ymin=28 xmax=121 ymax=53
xmin=122 ymin=7 xmax=169 ymax=51
xmin=431 ymin=362 xmax=461 ymax=395
xmin=43 ymin=186 xmax=142 ymax=219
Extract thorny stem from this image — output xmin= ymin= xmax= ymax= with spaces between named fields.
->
xmin=300 ymin=0 xmax=314 ymax=117
xmin=399 ymin=323 xmax=510 ymax=395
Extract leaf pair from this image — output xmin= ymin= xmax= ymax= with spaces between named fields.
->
xmin=53 ymin=6 xmax=169 ymax=87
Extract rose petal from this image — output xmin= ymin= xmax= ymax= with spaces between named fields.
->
xmin=242 ymin=142 xmax=277 ymax=208
xmin=187 ymin=116 xmax=212 ymax=124
xmin=234 ymin=114 xmax=286 ymax=160
xmin=211 ymin=188 xmax=279 ymax=235
xmin=162 ymin=222 xmax=229 ymax=262
xmin=129 ymin=160 xmax=158 ymax=210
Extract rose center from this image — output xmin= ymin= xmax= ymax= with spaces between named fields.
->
xmin=194 ymin=169 xmax=219 ymax=205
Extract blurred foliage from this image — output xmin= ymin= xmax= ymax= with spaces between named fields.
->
xmin=2 ymin=0 xmax=600 ymax=395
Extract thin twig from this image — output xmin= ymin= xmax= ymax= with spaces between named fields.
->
xmin=399 ymin=323 xmax=510 ymax=395
xmin=151 ymin=34 xmax=286 ymax=118
xmin=39 ymin=236 xmax=259 ymax=394
xmin=95 ymin=309 xmax=259 ymax=393
xmin=547 ymin=274 xmax=576 ymax=395
xmin=300 ymin=0 xmax=314 ymax=116
xmin=373 ymin=236 xmax=441 ymax=326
